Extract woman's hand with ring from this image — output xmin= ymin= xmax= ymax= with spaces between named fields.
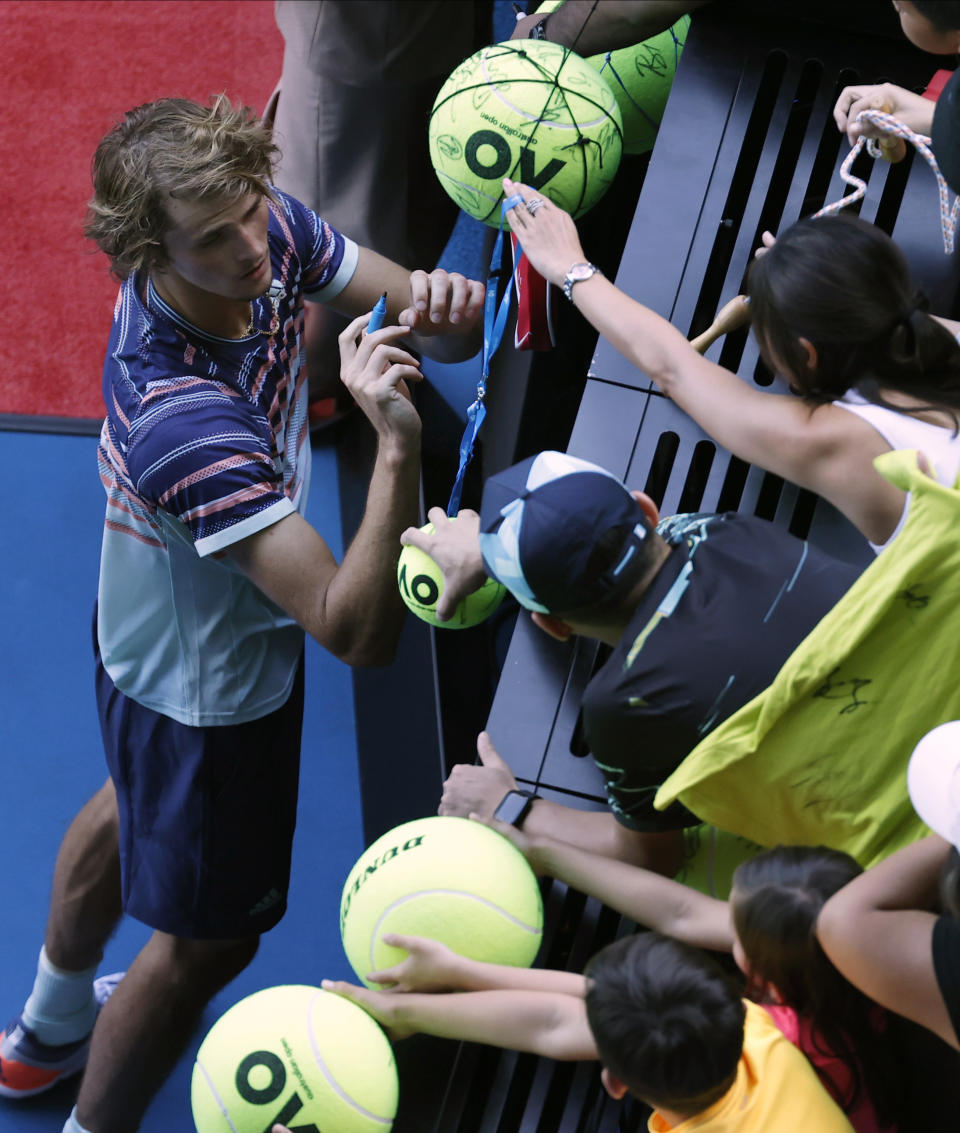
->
xmin=501 ymin=177 xmax=587 ymax=286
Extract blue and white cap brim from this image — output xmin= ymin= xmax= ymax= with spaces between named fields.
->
xmin=479 ymin=497 xmax=548 ymax=612
xmin=479 ymin=451 xmax=639 ymax=612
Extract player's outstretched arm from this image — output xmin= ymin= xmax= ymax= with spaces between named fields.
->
xmin=334 ymin=247 xmax=485 ymax=363
xmin=323 ymin=981 xmax=598 ymax=1061
xmin=230 ymin=317 xmax=420 ymax=667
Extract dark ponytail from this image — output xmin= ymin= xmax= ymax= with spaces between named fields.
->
xmin=747 ymin=214 xmax=960 ymax=430
xmin=731 ymin=845 xmax=902 ymax=1128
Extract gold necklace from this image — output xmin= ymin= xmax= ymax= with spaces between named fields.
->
xmin=150 ymin=275 xmax=280 ymax=339
xmin=245 ymin=293 xmax=281 ymax=338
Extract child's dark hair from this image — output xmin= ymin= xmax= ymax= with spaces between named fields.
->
xmin=747 ymin=214 xmax=960 ymax=429
xmin=912 ymin=1 xmax=960 ymax=33
xmin=584 ymin=933 xmax=745 ymax=1116
xmin=731 ymin=846 xmax=901 ymax=1126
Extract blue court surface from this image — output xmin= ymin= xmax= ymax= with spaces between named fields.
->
xmin=0 ymin=429 xmax=366 ymax=1132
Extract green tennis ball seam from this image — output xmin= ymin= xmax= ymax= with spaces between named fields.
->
xmin=430 ymin=81 xmax=622 ymax=146
xmin=458 ymin=42 xmax=574 ymax=97
xmin=478 ymin=66 xmax=622 ymax=129
xmin=431 ymin=75 xmax=595 ymax=112
xmin=477 ymin=43 xmax=622 ymax=136
xmin=340 ymin=818 xmax=544 ymax=984
xmin=431 ymin=75 xmax=621 ymax=121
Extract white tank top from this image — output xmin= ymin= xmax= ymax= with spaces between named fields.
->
xmin=833 ymin=390 xmax=960 ymax=552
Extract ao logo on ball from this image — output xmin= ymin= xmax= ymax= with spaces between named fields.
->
xmin=397 ymin=520 xmax=505 ymax=629
xmin=398 ymin=561 xmax=440 ymax=609
xmin=429 ymin=40 xmax=623 ymax=226
xmin=233 ymin=1049 xmax=318 ymax=1131
xmin=191 ymin=984 xmax=399 ymax=1133
xmin=462 ymin=130 xmax=565 ymax=190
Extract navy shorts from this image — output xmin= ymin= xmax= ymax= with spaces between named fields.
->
xmin=94 ymin=614 xmax=304 ymax=941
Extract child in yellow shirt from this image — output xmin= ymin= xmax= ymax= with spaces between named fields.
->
xmin=322 ymin=932 xmax=853 ymax=1132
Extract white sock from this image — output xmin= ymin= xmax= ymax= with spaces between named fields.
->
xmin=22 ymin=946 xmax=98 ymax=1045
xmin=62 ymin=1106 xmax=93 ymax=1133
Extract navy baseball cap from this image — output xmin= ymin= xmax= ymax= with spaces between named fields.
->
xmin=478 ymin=451 xmax=653 ymax=614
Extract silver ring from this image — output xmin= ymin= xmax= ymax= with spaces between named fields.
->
xmin=526 ymin=197 xmax=546 ymax=216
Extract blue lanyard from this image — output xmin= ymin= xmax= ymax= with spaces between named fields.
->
xmin=446 ymin=223 xmax=514 ymax=515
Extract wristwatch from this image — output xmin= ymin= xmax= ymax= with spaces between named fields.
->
xmin=562 ymin=262 xmax=602 ymax=302
xmin=493 ymin=788 xmax=540 ymax=828
xmin=527 ymin=16 xmax=549 ymax=39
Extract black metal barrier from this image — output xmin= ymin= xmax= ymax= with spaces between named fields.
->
xmin=337 ymin=2 xmax=960 ymax=1127
xmin=491 ymin=0 xmax=960 ymax=824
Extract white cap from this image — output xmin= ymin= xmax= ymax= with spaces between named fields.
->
xmin=907 ymin=721 xmax=960 ymax=853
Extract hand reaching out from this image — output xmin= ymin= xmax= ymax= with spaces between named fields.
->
xmin=500 ymin=177 xmax=589 ymax=288
xmin=439 ymin=732 xmax=518 ymax=819
xmin=833 ymin=82 xmax=933 ymax=145
xmin=400 ymin=507 xmax=487 ymax=621
xmin=359 ymin=933 xmax=466 ymax=992
xmin=320 ymin=979 xmax=417 ymax=1040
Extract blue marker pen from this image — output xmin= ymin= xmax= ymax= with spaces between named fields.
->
xmin=368 ymin=291 xmax=388 ymax=333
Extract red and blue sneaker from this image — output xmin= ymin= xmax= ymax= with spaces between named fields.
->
xmin=0 ymin=972 xmax=123 ymax=1098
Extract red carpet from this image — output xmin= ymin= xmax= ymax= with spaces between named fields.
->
xmin=0 ymin=0 xmax=282 ymax=422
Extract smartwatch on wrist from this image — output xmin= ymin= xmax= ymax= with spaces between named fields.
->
xmin=493 ymin=788 xmax=540 ymax=828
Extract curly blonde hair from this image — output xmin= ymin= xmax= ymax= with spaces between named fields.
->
xmin=85 ymin=95 xmax=279 ymax=280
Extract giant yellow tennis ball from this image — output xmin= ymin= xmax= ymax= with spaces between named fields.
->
xmin=535 ymin=4 xmax=690 ymax=154
xmin=429 ymin=39 xmax=622 ymax=226
xmin=191 ymin=984 xmax=398 ymax=1133
xmin=398 ymin=521 xmax=505 ymax=629
xmin=340 ymin=816 xmax=543 ymax=987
